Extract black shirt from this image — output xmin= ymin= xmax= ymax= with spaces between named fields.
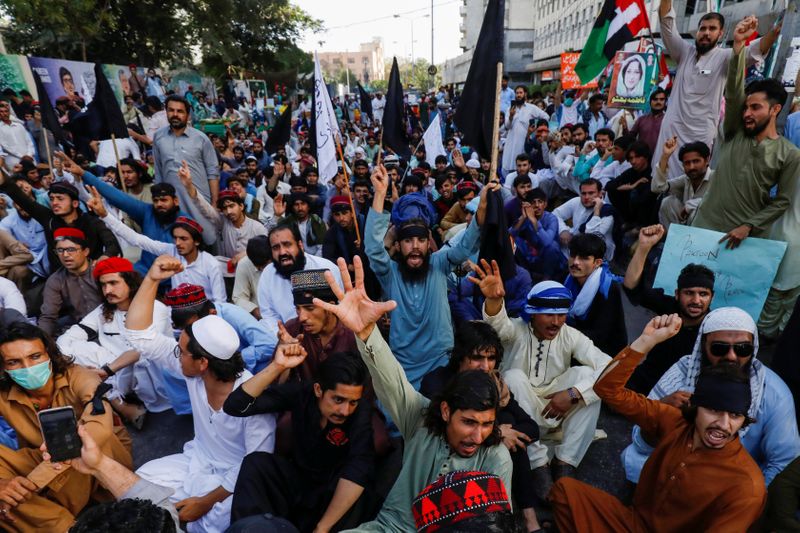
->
xmin=223 ymin=382 xmax=374 ymax=488
xmin=624 ymin=283 xmax=701 ymax=394
xmin=570 ymin=281 xmax=628 ymax=357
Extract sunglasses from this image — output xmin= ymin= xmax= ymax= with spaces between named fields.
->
xmin=708 ymin=342 xmax=754 ymax=358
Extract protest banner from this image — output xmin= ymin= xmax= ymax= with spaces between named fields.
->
xmin=608 ymin=51 xmax=656 ymax=109
xmin=561 ymin=53 xmax=597 ymax=89
xmin=28 ymin=57 xmax=97 ymax=105
xmin=0 ymin=54 xmax=34 ymax=95
xmin=653 ymin=224 xmax=787 ymax=321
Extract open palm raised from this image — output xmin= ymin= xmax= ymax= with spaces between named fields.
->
xmin=313 ymin=256 xmax=397 ymax=341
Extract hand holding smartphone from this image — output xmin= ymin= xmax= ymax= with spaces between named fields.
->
xmin=38 ymin=407 xmax=81 ymax=463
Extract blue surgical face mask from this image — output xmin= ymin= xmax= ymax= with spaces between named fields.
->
xmin=7 ymin=360 xmax=52 ymax=391
xmin=564 ymin=98 xmax=575 ymax=107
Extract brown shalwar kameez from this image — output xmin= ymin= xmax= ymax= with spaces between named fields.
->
xmin=550 ymin=347 xmax=766 ymax=532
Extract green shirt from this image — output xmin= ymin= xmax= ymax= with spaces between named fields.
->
xmin=692 ymin=46 xmax=800 ymax=235
xmin=343 ymin=328 xmax=513 ymax=533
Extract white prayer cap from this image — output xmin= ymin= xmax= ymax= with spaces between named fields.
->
xmin=700 ymin=307 xmax=756 ymax=335
xmin=466 ymin=159 xmax=480 ymax=169
xmin=191 ymin=315 xmax=239 ymax=360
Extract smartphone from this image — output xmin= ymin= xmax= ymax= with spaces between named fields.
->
xmin=38 ymin=407 xmax=81 ymax=462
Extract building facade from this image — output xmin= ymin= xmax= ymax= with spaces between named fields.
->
xmin=317 ymin=38 xmax=386 ymax=85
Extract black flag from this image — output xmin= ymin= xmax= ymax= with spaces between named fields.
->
xmin=453 ymin=0 xmax=505 ymax=159
xmin=267 ymin=102 xmax=292 ymax=155
xmin=381 ymin=58 xmax=410 ymax=161
xmin=32 ymin=71 xmax=68 ymax=148
xmin=87 ymin=63 xmax=129 ymax=140
xmin=357 ymin=83 xmax=373 ymax=121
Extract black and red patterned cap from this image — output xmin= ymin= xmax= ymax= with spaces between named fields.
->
xmin=164 ymin=283 xmax=207 ymax=309
xmin=411 ymin=470 xmax=511 ymax=532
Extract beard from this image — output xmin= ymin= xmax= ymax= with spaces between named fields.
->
xmin=743 ymin=116 xmax=770 ymax=138
xmin=153 ymin=205 xmax=180 ymax=226
xmin=397 ymin=250 xmax=431 ymax=283
xmin=695 ymin=38 xmax=716 ymax=55
xmin=275 ymin=248 xmax=307 ymax=279
xmin=169 ymin=118 xmax=187 ymax=129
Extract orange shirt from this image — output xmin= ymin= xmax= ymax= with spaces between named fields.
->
xmin=595 ymin=348 xmax=766 ymax=532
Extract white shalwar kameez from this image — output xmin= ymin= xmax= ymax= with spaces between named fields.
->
xmin=126 ymin=323 xmax=276 ymax=533
xmin=57 ymin=302 xmax=173 ymax=412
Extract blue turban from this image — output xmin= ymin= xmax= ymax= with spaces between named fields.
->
xmin=390 ymin=192 xmax=437 ymax=229
xmin=524 ymin=281 xmax=573 ymax=316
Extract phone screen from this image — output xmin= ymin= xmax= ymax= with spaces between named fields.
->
xmin=38 ymin=407 xmax=81 ymax=462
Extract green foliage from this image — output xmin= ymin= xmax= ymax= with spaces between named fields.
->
xmin=0 ymin=0 xmax=318 ymax=75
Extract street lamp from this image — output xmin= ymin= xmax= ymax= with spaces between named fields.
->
xmin=392 ymin=13 xmax=430 ymax=86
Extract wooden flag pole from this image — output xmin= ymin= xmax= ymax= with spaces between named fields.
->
xmin=489 ymin=62 xmax=504 ymax=182
xmin=334 ymin=138 xmax=362 ymax=246
xmin=376 ymin=126 xmax=384 ymax=167
xmin=110 ymin=133 xmax=127 ymax=193
xmin=42 ymin=128 xmax=54 ymax=177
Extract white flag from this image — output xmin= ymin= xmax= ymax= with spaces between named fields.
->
xmin=313 ymin=53 xmax=341 ymax=185
xmin=423 ymin=114 xmax=447 ymax=166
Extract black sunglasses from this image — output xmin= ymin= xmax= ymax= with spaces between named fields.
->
xmin=709 ymin=341 xmax=755 ymax=358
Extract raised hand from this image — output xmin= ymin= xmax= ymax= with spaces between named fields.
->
xmin=273 ymin=342 xmax=308 ymax=370
xmin=273 ymin=194 xmax=287 ymax=218
xmin=147 ymin=254 xmax=184 ymax=281
xmin=662 ymin=136 xmax=678 ymax=159
xmin=86 ymin=186 xmax=107 ymax=218
xmin=370 ymin=164 xmax=389 ymax=196
xmin=312 ymin=256 xmax=397 ymax=341
xmin=733 ymin=15 xmax=758 ymax=45
xmin=633 ymin=313 xmax=683 ymax=353
xmin=54 ymin=151 xmax=84 ymax=177
xmin=276 ymin=320 xmax=302 ymax=345
xmin=467 ymin=259 xmax=506 ymax=300
xmin=637 ymin=224 xmax=665 ymax=250
xmin=177 ymin=160 xmax=192 ymax=188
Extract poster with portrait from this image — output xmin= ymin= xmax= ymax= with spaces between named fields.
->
xmin=248 ymin=80 xmax=268 ymax=111
xmin=0 ymin=55 xmax=34 ymax=96
xmin=232 ymin=80 xmax=251 ymax=103
xmin=608 ymin=51 xmax=657 ymax=109
xmin=27 ymin=57 xmax=98 ymax=106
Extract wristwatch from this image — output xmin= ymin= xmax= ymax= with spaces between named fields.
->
xmin=567 ymin=387 xmax=580 ymax=405
xmin=101 ymin=364 xmax=115 ymax=377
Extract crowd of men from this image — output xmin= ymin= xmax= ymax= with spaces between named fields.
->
xmin=0 ymin=1 xmax=799 ymax=531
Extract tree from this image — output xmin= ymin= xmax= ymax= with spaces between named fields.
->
xmin=382 ymin=58 xmax=442 ymax=93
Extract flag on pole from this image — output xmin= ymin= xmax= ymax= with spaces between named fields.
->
xmin=575 ymin=0 xmax=651 ymax=85
xmin=423 ymin=114 xmax=447 ymax=166
xmin=87 ymin=63 xmax=130 ymax=140
xmin=382 ymin=58 xmax=410 ymax=161
xmin=313 ymin=52 xmax=341 ymax=185
xmin=357 ymin=83 xmax=373 ymax=122
xmin=452 ymin=0 xmax=505 ymax=160
xmin=267 ymin=102 xmax=292 ymax=155
xmin=32 ymin=71 xmax=68 ymax=148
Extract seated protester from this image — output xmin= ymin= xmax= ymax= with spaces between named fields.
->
xmin=124 ymin=256 xmax=277 ymax=533
xmin=551 ymin=315 xmax=767 ymax=532
xmin=581 ymin=94 xmax=609 ymax=138
xmin=563 ymin=234 xmax=627 ymax=357
xmin=226 ymin=347 xmax=374 ymax=532
xmin=352 ymin=180 xmax=372 ymax=218
xmin=243 ymin=155 xmax=266 ymax=187
xmin=365 ymin=168 xmax=484 ymax=389
xmin=432 ymin=175 xmax=456 ymax=221
xmin=322 ymin=196 xmax=380 ymax=300
xmin=476 ymin=263 xmax=611 ymax=500
xmin=440 ymin=181 xmax=478 ymax=232
xmin=303 ymin=166 xmax=327 ymax=218
xmin=352 ymin=159 xmax=371 ymax=181
xmin=510 ymin=188 xmax=566 ymax=281
xmin=411 ymin=471 xmax=520 ymax=533
xmin=0 ymin=322 xmax=132 ymax=532
xmin=274 ymin=270 xmax=357 ymax=384
xmin=232 ymin=235 xmax=270 ymax=320
xmin=0 ymin=171 xmax=121 ymax=272
xmin=621 ymin=307 xmax=800 ymax=487
xmin=400 ymin=174 xmax=425 ymax=196
xmin=449 ymin=253 xmax=532 ymax=324
xmin=57 ymin=257 xmax=173 ymax=426
xmin=594 ymin=134 xmax=633 ymax=187
xmin=61 ymin=425 xmax=180 ymax=532
xmin=605 ymin=141 xmax=659 ymax=229
xmin=177 ymin=163 xmax=267 ymax=266
xmin=226 ymin=172 xmax=261 ymax=221
xmin=442 ymin=196 xmax=479 ymax=242
xmin=651 ymin=138 xmax=713 ymax=229
xmin=256 ymin=156 xmax=292 ymax=226
xmin=433 ymin=154 xmax=448 ymax=176
xmin=574 ymin=128 xmax=614 ymax=182
xmin=623 ymin=225 xmax=714 ymax=394
xmin=524 ymin=119 xmax=551 ymax=172
xmin=503 ymin=174 xmax=534 ymax=223
xmin=313 ymin=256 xmax=513 ymax=532
xmin=269 ymin=193 xmax=327 ymax=257
xmin=62 ymin=150 xmax=189 ymax=275
xmin=39 ymin=228 xmax=104 ymax=336
xmin=0 ymin=228 xmax=33 ymax=291
xmin=501 ymin=153 xmax=537 ymax=191
xmin=554 ymin=178 xmax=615 ymax=262
xmin=0 ymin=182 xmax=50 ymax=280
xmin=257 ymin=223 xmax=343 ymax=333
xmin=89 ymin=190 xmax=227 ymax=303
xmin=419 ymin=322 xmax=543 ymax=533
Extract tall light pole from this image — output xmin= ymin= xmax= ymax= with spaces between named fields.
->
xmin=393 ymin=13 xmax=430 ymax=87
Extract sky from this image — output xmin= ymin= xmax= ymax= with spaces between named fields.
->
xmin=291 ymin=0 xmax=463 ymax=65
